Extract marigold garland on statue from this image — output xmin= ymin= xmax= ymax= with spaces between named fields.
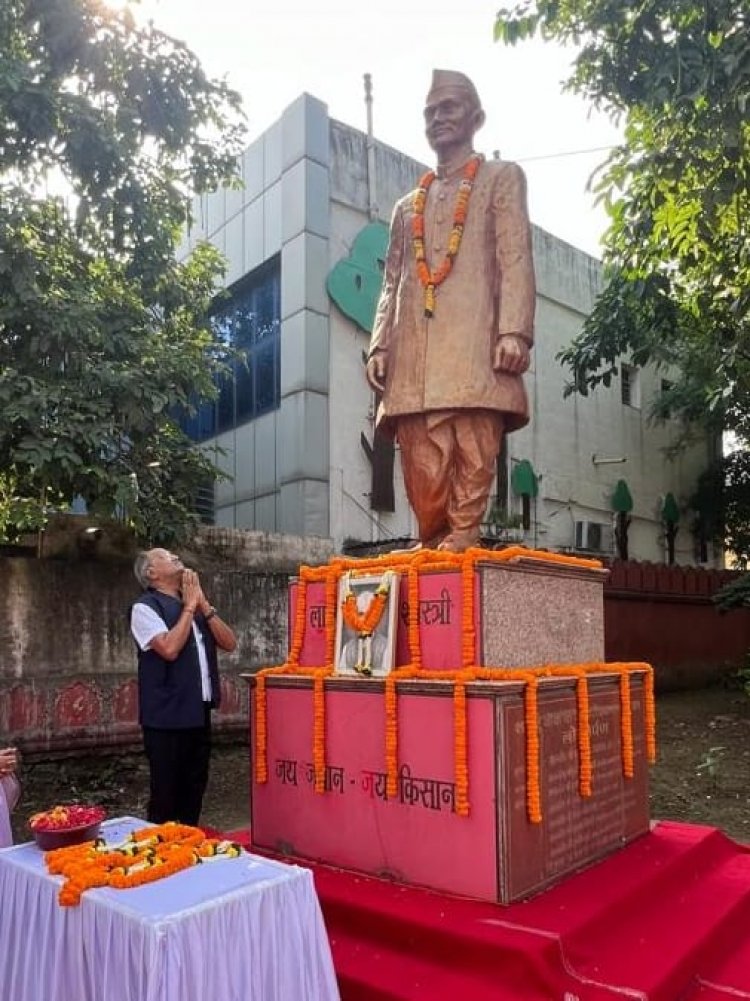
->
xmin=412 ymin=154 xmax=482 ymax=317
xmin=45 ymin=822 xmax=244 ymax=906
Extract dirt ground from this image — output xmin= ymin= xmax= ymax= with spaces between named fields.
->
xmin=11 ymin=683 xmax=750 ymax=845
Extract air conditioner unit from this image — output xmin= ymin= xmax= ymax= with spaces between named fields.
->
xmin=574 ymin=520 xmax=613 ymax=553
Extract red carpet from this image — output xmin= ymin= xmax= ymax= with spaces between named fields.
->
xmin=223 ymin=822 xmax=750 ymax=1001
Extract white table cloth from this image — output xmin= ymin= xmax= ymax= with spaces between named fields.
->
xmin=0 ymin=775 xmax=15 ymax=849
xmin=0 ymin=817 xmax=340 ymax=1001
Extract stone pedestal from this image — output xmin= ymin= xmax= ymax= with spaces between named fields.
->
xmin=290 ymin=557 xmax=609 ymax=670
xmin=250 ymin=553 xmax=650 ymax=903
xmin=248 ymin=672 xmax=649 ymax=904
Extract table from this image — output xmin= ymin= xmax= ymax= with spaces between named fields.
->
xmin=0 ymin=817 xmax=340 ymax=1001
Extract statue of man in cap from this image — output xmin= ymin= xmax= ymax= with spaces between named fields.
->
xmin=366 ymin=69 xmax=536 ymax=552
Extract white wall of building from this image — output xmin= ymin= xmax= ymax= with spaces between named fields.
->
xmin=512 ymin=230 xmax=712 ymax=563
xmin=179 ymin=94 xmax=331 ymax=537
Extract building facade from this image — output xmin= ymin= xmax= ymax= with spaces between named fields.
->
xmin=178 ymin=93 xmax=715 ymax=565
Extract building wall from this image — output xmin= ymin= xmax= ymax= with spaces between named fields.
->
xmin=189 ymin=95 xmax=715 ymax=565
xmin=603 ymin=561 xmax=750 ymax=690
xmin=512 ymin=230 xmax=712 ymax=563
xmin=180 ymin=94 xmax=331 ymax=538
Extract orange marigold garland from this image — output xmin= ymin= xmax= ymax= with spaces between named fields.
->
xmin=453 ymin=670 xmax=473 ymax=816
xmin=575 ymin=673 xmax=593 ymax=797
xmin=643 ymin=663 xmax=657 ymax=763
xmin=254 ymin=672 xmax=268 ymax=783
xmin=384 ymin=673 xmax=398 ymax=797
xmin=46 ymin=823 xmax=244 ymax=906
xmin=521 ymin=673 xmax=542 ymax=824
xmin=407 ymin=563 xmax=422 ymax=670
xmin=341 ymin=570 xmax=393 ymax=636
xmin=611 ymin=660 xmax=657 ymax=766
xmin=324 ymin=564 xmax=339 ymax=665
xmin=412 ymin=154 xmax=482 ymax=317
xmin=385 ymin=666 xmax=419 ymax=798
xmin=287 ymin=578 xmax=308 ymax=667
xmin=488 ymin=545 xmax=603 ymax=571
xmin=254 ymin=664 xmax=332 ymax=787
xmin=537 ymin=664 xmax=593 ymax=799
xmin=460 ymin=555 xmax=476 ymax=669
xmin=619 ymin=668 xmax=635 ymax=779
xmin=312 ymin=671 xmax=328 ymax=793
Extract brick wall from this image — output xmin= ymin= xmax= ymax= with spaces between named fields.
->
xmin=0 ymin=557 xmax=290 ymax=753
xmin=604 ymin=561 xmax=750 ymax=690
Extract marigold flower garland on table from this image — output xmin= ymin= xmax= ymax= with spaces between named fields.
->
xmin=412 ymin=153 xmax=482 ymax=317
xmin=44 ymin=822 xmax=244 ymax=906
xmin=253 ymin=546 xmax=657 ymax=824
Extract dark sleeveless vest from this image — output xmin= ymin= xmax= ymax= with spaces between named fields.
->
xmin=134 ymin=589 xmax=220 ymax=729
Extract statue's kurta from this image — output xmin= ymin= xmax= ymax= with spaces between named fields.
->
xmin=369 ymin=157 xmax=536 ymax=435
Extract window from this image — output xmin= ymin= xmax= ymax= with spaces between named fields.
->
xmin=180 ymin=257 xmax=281 ymax=441
xmin=194 ymin=481 xmax=216 ymax=525
xmin=575 ymin=520 xmax=614 ymax=553
xmin=621 ymin=364 xmax=641 ymax=408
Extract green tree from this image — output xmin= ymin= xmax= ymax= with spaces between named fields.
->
xmin=495 ymin=0 xmax=750 ymax=558
xmin=0 ymin=0 xmax=245 ymax=545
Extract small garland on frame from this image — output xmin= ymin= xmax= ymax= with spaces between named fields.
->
xmin=412 ymin=153 xmax=483 ymax=317
xmin=341 ymin=569 xmax=394 ymax=636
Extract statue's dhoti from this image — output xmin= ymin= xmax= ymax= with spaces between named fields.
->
xmin=396 ymin=409 xmax=503 ymax=551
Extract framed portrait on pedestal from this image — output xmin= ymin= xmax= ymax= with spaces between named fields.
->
xmin=334 ymin=570 xmax=400 ymax=678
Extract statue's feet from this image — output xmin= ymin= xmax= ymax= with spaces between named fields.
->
xmin=437 ymin=531 xmax=480 ymax=553
xmin=404 ymin=531 xmax=449 ymax=553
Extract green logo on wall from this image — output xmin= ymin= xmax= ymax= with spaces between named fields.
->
xmin=326 ymin=222 xmax=389 ymax=332
xmin=326 ymin=220 xmax=394 ymax=514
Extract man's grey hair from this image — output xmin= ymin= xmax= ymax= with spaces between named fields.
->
xmin=133 ymin=551 xmax=152 ymax=589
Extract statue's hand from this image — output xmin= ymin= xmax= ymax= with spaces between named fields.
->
xmin=493 ymin=335 xmax=530 ymax=375
xmin=366 ymin=353 xmax=387 ymax=394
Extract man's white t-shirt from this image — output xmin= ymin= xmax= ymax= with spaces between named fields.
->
xmin=131 ymin=603 xmax=213 ymax=702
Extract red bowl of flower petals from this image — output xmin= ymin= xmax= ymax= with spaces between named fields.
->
xmin=29 ymin=804 xmax=107 ymax=851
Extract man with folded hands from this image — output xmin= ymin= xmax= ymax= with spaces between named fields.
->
xmin=130 ymin=549 xmax=237 ymax=825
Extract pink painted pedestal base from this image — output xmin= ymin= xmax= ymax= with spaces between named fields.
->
xmin=249 ymin=673 xmax=649 ymax=903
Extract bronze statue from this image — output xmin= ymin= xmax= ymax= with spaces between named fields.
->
xmin=366 ymin=69 xmax=536 ymax=552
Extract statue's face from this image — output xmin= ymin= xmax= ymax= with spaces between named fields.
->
xmin=424 ymin=87 xmax=481 ymax=156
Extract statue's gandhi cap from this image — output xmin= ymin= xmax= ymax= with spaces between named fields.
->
xmin=426 ymin=69 xmax=482 ymax=109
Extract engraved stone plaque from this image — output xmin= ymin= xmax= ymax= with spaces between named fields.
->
xmin=496 ymin=675 xmax=649 ymax=902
